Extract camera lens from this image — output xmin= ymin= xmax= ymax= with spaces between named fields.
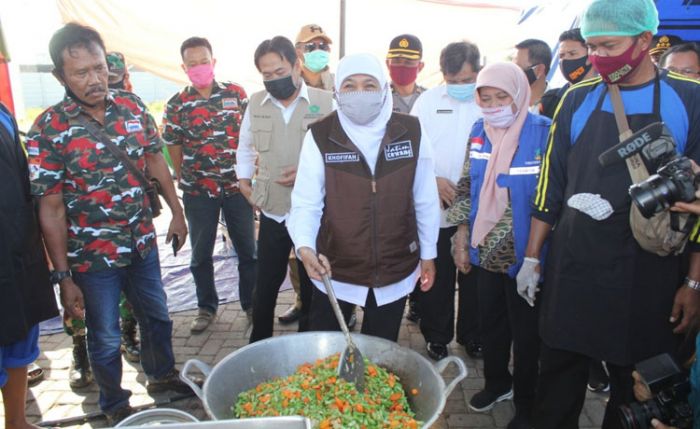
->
xmin=619 ymin=399 xmax=666 ymax=429
xmin=619 ymin=404 xmax=643 ymax=429
xmin=629 ymin=174 xmax=679 ymax=218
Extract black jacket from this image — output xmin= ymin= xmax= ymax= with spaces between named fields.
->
xmin=0 ymin=103 xmax=58 ymax=345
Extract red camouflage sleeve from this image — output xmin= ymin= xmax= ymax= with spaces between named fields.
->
xmin=27 ymin=110 xmax=66 ymax=196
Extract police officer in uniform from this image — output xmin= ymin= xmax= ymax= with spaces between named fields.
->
xmin=387 ymin=34 xmax=426 ymax=114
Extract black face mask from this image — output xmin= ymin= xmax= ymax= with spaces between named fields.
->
xmin=264 ymin=75 xmax=297 ymax=100
xmin=524 ymin=66 xmax=538 ymax=85
xmin=109 ymin=79 xmax=125 ymax=90
xmin=560 ymin=56 xmax=593 ymax=84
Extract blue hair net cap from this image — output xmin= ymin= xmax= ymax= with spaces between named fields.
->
xmin=581 ymin=0 xmax=659 ymax=39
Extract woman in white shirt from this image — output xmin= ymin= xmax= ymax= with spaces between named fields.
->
xmin=287 ymin=53 xmax=440 ymax=341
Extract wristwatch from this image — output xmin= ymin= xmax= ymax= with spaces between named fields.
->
xmin=684 ymin=277 xmax=700 ymax=291
xmin=50 ymin=270 xmax=72 ymax=285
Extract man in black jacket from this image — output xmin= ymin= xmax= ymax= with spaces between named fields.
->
xmin=0 ymin=102 xmax=59 ymax=429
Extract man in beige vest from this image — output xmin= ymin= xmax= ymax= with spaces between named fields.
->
xmin=237 ymin=36 xmax=334 ymax=343
xmin=276 ymin=24 xmax=338 ymax=328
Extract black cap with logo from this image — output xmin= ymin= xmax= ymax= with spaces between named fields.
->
xmin=387 ymin=34 xmax=423 ymax=60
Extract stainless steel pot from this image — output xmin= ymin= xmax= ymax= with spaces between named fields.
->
xmin=115 ymin=408 xmax=199 ymax=427
xmin=181 ymin=332 xmax=467 ymax=428
xmin=116 ymin=417 xmax=312 ymax=429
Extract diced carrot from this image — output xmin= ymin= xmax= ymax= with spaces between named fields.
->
xmin=367 ymin=366 xmax=378 ymax=377
xmin=281 ymin=399 xmax=288 ymax=408
xmin=389 ymin=392 xmax=402 ymax=401
xmin=319 ymin=419 xmax=331 ymax=429
xmin=355 ymin=403 xmax=364 ymax=413
xmin=388 ymin=374 xmax=395 ymax=387
xmin=411 ymin=388 xmax=419 ymax=395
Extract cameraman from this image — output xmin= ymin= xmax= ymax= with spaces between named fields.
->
xmin=664 ymin=171 xmax=700 ymax=428
xmin=520 ymin=1 xmax=700 ymax=428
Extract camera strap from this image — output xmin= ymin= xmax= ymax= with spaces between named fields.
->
xmin=609 ymin=82 xmax=696 ymax=255
xmin=608 ymin=84 xmax=650 ymax=184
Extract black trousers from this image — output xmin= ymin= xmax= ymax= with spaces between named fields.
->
xmin=309 ymin=286 xmax=406 ymax=341
xmin=534 ymin=344 xmax=635 ymax=429
xmin=478 ymin=269 xmax=540 ymax=418
xmin=419 ymin=227 xmax=480 ymax=345
xmin=249 ymin=214 xmax=312 ymax=343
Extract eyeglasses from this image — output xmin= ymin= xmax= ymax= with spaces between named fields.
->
xmin=302 ymin=42 xmax=330 ymax=53
xmin=667 ymin=67 xmax=700 ymax=78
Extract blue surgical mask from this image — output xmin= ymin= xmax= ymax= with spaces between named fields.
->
xmin=303 ymin=50 xmax=330 ymax=73
xmin=446 ymin=83 xmax=476 ymax=102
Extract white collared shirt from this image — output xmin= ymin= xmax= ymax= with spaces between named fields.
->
xmin=410 ymin=85 xmax=482 ymax=228
xmin=287 ymin=125 xmax=440 ymax=307
xmin=236 ymin=82 xmax=311 ymax=223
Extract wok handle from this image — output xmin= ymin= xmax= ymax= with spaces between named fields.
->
xmin=180 ymin=358 xmax=211 ymax=400
xmin=434 ymin=356 xmax=468 ymax=398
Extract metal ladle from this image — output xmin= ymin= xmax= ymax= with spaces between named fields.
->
xmin=321 ymin=273 xmax=365 ymax=391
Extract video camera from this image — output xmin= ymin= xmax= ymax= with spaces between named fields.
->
xmin=618 ymin=353 xmax=693 ymax=429
xmin=598 ymin=122 xmax=699 ymax=219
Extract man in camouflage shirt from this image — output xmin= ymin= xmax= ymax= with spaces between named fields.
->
xmin=28 ymin=23 xmax=191 ymax=425
xmin=163 ymin=36 xmax=256 ymax=334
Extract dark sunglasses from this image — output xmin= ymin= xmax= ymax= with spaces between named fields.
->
xmin=303 ymin=42 xmax=330 ymax=52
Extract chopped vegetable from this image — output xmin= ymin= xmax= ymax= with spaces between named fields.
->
xmin=232 ymin=353 xmax=421 ymax=428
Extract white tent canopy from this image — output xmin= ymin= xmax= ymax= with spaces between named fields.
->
xmin=55 ymin=0 xmax=587 ymax=92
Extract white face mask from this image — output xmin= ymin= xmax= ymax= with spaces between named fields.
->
xmin=336 ymin=90 xmax=384 ymax=125
xmin=481 ymin=104 xmax=517 ymax=128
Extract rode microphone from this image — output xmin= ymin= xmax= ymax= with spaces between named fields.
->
xmin=598 ymin=122 xmax=674 ymax=167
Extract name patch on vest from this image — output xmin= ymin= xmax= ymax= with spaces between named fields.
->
xmin=508 ymin=166 xmax=540 ymax=175
xmin=384 ymin=140 xmax=413 ymax=161
xmin=325 ymin=152 xmax=360 ymax=163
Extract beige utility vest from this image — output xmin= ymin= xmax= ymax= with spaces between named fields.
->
xmin=248 ymin=87 xmax=334 ymax=216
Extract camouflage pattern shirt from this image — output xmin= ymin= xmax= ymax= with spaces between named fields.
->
xmin=162 ymin=81 xmax=247 ymax=198
xmin=27 ymin=90 xmax=162 ymax=273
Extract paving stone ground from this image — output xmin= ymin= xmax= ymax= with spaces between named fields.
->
xmin=2 ymin=289 xmax=608 ymax=428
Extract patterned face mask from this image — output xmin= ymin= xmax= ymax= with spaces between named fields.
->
xmin=481 ymin=104 xmax=517 ymax=128
xmin=336 ymin=90 xmax=385 ymax=125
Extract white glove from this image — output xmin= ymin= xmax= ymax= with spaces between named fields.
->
xmin=516 ymin=257 xmax=540 ymax=307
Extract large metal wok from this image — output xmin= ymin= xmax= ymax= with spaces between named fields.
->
xmin=181 ymin=332 xmax=467 ymax=428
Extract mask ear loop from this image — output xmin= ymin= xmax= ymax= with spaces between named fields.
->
xmin=509 ymin=85 xmax=522 ymax=118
